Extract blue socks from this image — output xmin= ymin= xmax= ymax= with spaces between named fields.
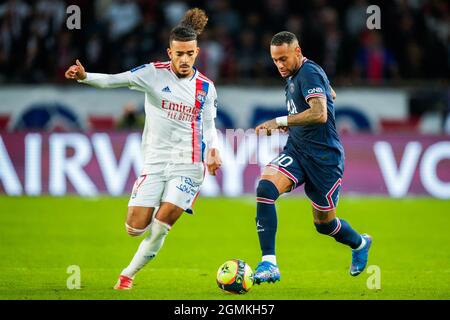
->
xmin=256 ymin=179 xmax=362 ymax=253
xmin=256 ymin=180 xmax=280 ymax=256
xmin=315 ymin=218 xmax=362 ymax=249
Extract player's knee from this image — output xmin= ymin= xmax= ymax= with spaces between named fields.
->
xmin=314 ymin=219 xmax=337 ymax=235
xmin=125 ymin=223 xmax=148 ymax=237
xmin=256 ymin=179 xmax=280 ymax=201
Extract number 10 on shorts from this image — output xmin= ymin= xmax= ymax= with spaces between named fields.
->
xmin=273 ymin=154 xmax=293 ymax=167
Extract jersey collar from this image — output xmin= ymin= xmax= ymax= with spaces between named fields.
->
xmin=189 ymin=67 xmax=198 ymax=81
xmin=289 ymin=57 xmax=308 ymax=80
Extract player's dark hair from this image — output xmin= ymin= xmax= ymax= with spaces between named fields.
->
xmin=169 ymin=8 xmax=208 ymax=43
xmin=271 ymin=31 xmax=299 ymax=46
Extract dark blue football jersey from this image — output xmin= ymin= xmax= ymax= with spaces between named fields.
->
xmin=285 ymin=57 xmax=344 ymax=165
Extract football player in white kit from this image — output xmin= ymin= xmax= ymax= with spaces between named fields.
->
xmin=65 ymin=8 xmax=222 ymax=290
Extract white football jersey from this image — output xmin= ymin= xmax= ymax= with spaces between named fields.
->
xmin=126 ymin=61 xmax=217 ymax=171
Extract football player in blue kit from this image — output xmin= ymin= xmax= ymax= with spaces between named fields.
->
xmin=253 ymin=31 xmax=372 ymax=284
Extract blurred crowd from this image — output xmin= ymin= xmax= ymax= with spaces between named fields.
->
xmin=0 ymin=0 xmax=448 ymax=85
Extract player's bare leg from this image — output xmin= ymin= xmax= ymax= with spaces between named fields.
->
xmin=254 ymin=168 xmax=293 ymax=284
xmin=154 ymin=202 xmax=185 ymax=226
xmin=114 ymin=203 xmax=184 ymax=290
xmin=114 ymin=206 xmax=155 ymax=289
xmin=261 ymin=167 xmax=293 ymax=194
xmin=125 ymin=206 xmax=155 ymax=236
xmin=312 ymin=207 xmax=372 ymax=276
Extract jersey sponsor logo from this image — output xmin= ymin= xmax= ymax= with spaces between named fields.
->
xmin=196 ymin=90 xmax=206 ymax=104
xmin=307 ymin=87 xmax=324 ymax=94
xmin=130 ymin=64 xmax=146 ymax=73
xmin=161 ymin=100 xmax=197 ymax=114
xmin=161 ymin=100 xmax=200 ymax=122
xmin=162 ymin=86 xmax=171 ymax=93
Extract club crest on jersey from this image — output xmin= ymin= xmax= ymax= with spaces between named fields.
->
xmin=196 ymin=90 xmax=206 ymax=103
xmin=289 ymin=83 xmax=295 ymax=93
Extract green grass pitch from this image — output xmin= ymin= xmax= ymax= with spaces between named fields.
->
xmin=0 ymin=195 xmax=449 ymax=300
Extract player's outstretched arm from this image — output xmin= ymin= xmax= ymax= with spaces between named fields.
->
xmin=255 ymin=119 xmax=285 ymax=136
xmin=65 ymin=59 xmax=131 ymax=89
xmin=255 ymin=96 xmax=327 ymax=135
xmin=287 ymin=97 xmax=327 ymax=126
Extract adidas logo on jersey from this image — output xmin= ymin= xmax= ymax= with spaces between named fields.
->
xmin=162 ymin=86 xmax=171 ymax=93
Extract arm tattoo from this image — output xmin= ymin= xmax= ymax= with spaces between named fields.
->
xmin=288 ymin=97 xmax=327 ymax=126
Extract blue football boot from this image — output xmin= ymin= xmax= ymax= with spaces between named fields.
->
xmin=254 ymin=261 xmax=281 ymax=284
xmin=350 ymin=234 xmax=372 ymax=276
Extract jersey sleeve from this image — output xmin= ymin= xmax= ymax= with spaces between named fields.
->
xmin=202 ymin=84 xmax=218 ymax=121
xmin=78 ymin=63 xmax=156 ymax=91
xmin=202 ymin=84 xmax=219 ymax=150
xmin=127 ymin=63 xmax=157 ymax=92
xmin=299 ymin=64 xmax=327 ymax=102
xmin=78 ymin=71 xmax=131 ymax=88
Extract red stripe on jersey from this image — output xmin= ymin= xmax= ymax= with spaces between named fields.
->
xmin=197 ymin=76 xmax=212 ymax=84
xmin=192 ymin=79 xmax=204 ymax=163
xmin=197 ymin=72 xmax=212 ymax=83
xmin=191 ymin=121 xmax=196 ymax=163
xmin=154 ymin=65 xmax=170 ymax=70
xmin=153 ymin=61 xmax=170 ymax=65
xmin=305 ymin=93 xmax=326 ymax=101
xmin=153 ymin=61 xmax=171 ymax=69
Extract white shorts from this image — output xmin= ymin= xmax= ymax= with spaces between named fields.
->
xmin=128 ymin=162 xmax=205 ymax=210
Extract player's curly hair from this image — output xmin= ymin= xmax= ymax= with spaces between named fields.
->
xmin=170 ymin=8 xmax=208 ymax=43
xmin=271 ymin=31 xmax=299 ymax=46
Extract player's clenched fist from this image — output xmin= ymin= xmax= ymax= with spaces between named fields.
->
xmin=206 ymin=148 xmax=222 ymax=176
xmin=255 ymin=119 xmax=286 ymax=136
xmin=65 ymin=59 xmax=87 ymax=81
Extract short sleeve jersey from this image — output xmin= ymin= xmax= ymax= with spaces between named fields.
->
xmin=126 ymin=62 xmax=217 ymax=171
xmin=285 ymin=57 xmax=344 ymax=164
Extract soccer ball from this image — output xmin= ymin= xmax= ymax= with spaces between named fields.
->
xmin=216 ymin=259 xmax=254 ymax=294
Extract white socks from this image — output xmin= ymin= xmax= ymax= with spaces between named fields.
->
xmin=121 ymin=219 xmax=171 ymax=278
xmin=262 ymin=255 xmax=277 ymax=265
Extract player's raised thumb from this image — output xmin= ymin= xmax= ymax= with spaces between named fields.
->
xmin=76 ymin=59 xmax=82 ymax=68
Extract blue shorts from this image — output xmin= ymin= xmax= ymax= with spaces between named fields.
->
xmin=267 ymin=146 xmax=344 ymax=211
